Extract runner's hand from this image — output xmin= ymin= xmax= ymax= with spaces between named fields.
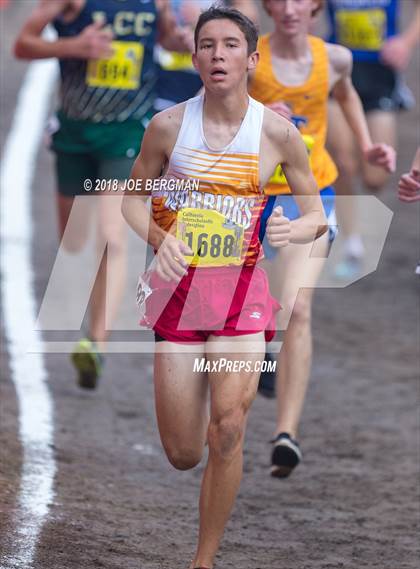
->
xmin=174 ymin=26 xmax=195 ymax=53
xmin=266 ymin=206 xmax=291 ymax=248
xmin=155 ymin=234 xmax=193 ymax=283
xmin=380 ymin=35 xmax=411 ymax=71
xmin=363 ymin=144 xmax=396 ymax=173
xmin=266 ymin=101 xmax=293 ymax=122
xmin=73 ymin=20 xmax=114 ymax=59
xmin=398 ymin=168 xmax=420 ymax=203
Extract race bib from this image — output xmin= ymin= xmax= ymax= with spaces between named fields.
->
xmin=158 ymin=49 xmax=194 ymax=71
xmin=176 ymin=208 xmax=244 ymax=267
xmin=269 ymin=134 xmax=315 ymax=186
xmin=336 ymin=9 xmax=386 ymax=51
xmin=86 ymin=41 xmax=144 ymax=90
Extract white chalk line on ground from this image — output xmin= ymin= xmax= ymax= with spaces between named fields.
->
xmin=0 ymin=53 xmax=58 ymax=568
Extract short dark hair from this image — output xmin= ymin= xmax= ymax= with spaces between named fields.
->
xmin=194 ymin=6 xmax=258 ymax=55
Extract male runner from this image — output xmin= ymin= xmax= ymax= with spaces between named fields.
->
xmin=122 ymin=7 xmax=327 ymax=568
xmin=249 ymin=0 xmax=395 ymax=477
xmin=154 ymin=0 xmax=258 ymax=112
xmin=15 ymin=0 xmax=192 ymax=389
xmin=325 ymin=0 xmax=419 ymax=277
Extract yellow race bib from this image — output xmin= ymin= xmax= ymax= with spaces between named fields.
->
xmin=158 ymin=50 xmax=194 ymax=71
xmin=269 ymin=134 xmax=315 ymax=186
xmin=86 ymin=40 xmax=144 ymax=90
xmin=336 ymin=9 xmax=386 ymax=51
xmin=176 ymin=208 xmax=244 ymax=267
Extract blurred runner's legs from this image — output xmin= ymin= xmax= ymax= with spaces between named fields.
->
xmin=122 ymin=7 xmax=327 ymax=566
xmin=14 ymin=0 xmax=193 ymax=388
xmin=249 ymin=0 xmax=396 ymax=477
xmin=325 ymin=0 xmax=419 ymax=278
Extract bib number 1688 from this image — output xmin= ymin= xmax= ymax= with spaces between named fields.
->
xmin=185 ymin=231 xmax=235 ymax=258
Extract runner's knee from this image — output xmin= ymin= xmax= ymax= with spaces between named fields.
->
xmin=60 ymin=234 xmax=87 ymax=253
xmin=208 ymin=411 xmax=246 ymax=461
xmin=164 ymin=444 xmax=203 ymax=471
xmin=286 ymin=295 xmax=312 ymax=326
xmin=363 ymin=169 xmax=389 ymax=193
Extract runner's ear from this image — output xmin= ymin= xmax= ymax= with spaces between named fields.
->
xmin=247 ymin=51 xmax=259 ymax=72
xmin=192 ymin=52 xmax=199 ymax=71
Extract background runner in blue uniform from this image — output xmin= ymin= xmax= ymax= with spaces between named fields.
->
xmin=325 ymin=0 xmax=419 ymax=277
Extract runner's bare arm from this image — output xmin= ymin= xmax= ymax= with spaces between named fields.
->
xmin=380 ymin=0 xmax=420 ymax=71
xmin=156 ymin=0 xmax=194 ymax=53
xmin=14 ymin=0 xmax=113 ymax=60
xmin=122 ymin=117 xmax=167 ymax=250
xmin=262 ymin=111 xmax=327 ymax=246
xmin=328 ymin=43 xmax=396 ymax=172
xmin=121 ymin=111 xmax=193 ymax=282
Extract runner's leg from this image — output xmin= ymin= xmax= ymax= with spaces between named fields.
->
xmin=56 ymin=189 xmax=93 ymax=253
xmin=362 ymin=110 xmax=396 ymax=191
xmin=327 ymin=100 xmax=359 ymax=241
xmin=269 ymin=233 xmax=329 ymax=439
xmin=89 ymin=193 xmax=127 ymax=345
xmin=192 ymin=333 xmax=265 ymax=569
xmin=55 ymin=150 xmax=95 ymax=250
xmin=154 ymin=341 xmax=209 ymax=470
xmin=327 ymin=101 xmax=365 ymax=274
xmin=55 ymin=152 xmax=104 ymax=386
